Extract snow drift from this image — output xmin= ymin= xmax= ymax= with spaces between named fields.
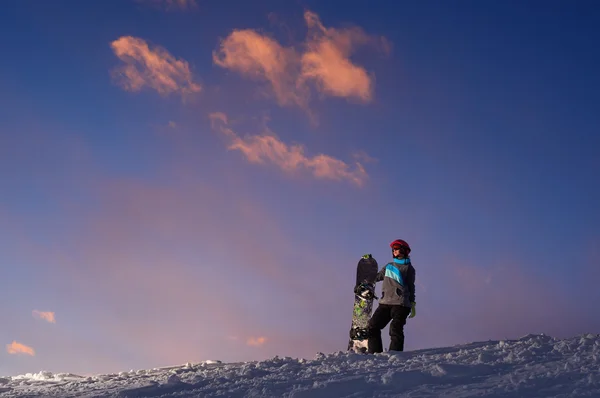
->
xmin=1 ymin=333 xmax=599 ymax=397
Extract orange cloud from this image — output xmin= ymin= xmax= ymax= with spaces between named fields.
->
xmin=213 ymin=10 xmax=389 ymax=117
xmin=209 ymin=112 xmax=368 ymax=186
xmin=6 ymin=341 xmax=35 ymax=356
xmin=300 ymin=10 xmax=375 ymax=102
xmin=246 ymin=336 xmax=267 ymax=347
xmin=213 ymin=30 xmax=306 ymax=108
xmin=33 ymin=310 xmax=56 ymax=324
xmin=110 ymin=36 xmax=201 ymax=97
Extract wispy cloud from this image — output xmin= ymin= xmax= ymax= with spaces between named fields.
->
xmin=33 ymin=310 xmax=56 ymax=324
xmin=110 ymin=36 xmax=201 ymax=97
xmin=209 ymin=112 xmax=368 ymax=187
xmin=213 ymin=10 xmax=389 ymax=120
xmin=6 ymin=341 xmax=35 ymax=356
xmin=246 ymin=336 xmax=267 ymax=347
xmin=135 ymin=0 xmax=198 ymax=11
xmin=213 ymin=30 xmax=306 ymax=108
xmin=300 ymin=10 xmax=381 ymax=103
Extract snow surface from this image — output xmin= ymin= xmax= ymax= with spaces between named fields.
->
xmin=1 ymin=334 xmax=599 ymax=397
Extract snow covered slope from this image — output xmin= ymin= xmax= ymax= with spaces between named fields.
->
xmin=1 ymin=334 xmax=599 ymax=397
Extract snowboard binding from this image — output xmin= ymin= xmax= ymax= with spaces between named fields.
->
xmin=349 ymin=327 xmax=370 ymax=341
xmin=354 ymin=282 xmax=378 ymax=300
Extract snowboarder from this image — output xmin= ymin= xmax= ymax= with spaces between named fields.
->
xmin=367 ymin=239 xmax=416 ymax=353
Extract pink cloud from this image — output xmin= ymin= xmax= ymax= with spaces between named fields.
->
xmin=212 ymin=10 xmax=390 ymax=119
xmin=209 ymin=112 xmax=368 ymax=186
xmin=6 ymin=341 xmax=35 ymax=356
xmin=300 ymin=10 xmax=378 ymax=103
xmin=110 ymin=36 xmax=201 ymax=97
xmin=212 ymin=30 xmax=306 ymax=108
xmin=246 ymin=336 xmax=267 ymax=347
xmin=32 ymin=310 xmax=56 ymax=324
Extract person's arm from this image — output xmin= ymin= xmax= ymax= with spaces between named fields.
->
xmin=375 ymin=264 xmax=387 ymax=282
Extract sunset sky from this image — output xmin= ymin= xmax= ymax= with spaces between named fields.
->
xmin=1 ymin=0 xmax=599 ymax=377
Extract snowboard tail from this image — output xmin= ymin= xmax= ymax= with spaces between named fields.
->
xmin=347 ymin=254 xmax=378 ymax=353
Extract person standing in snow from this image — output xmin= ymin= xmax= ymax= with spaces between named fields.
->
xmin=367 ymin=239 xmax=416 ymax=353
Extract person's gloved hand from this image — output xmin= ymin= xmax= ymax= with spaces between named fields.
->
xmin=409 ymin=302 xmax=416 ymax=318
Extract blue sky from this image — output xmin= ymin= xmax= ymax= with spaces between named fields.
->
xmin=1 ymin=0 xmax=599 ymax=376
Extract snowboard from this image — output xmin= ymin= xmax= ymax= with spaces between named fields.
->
xmin=347 ymin=254 xmax=379 ymax=353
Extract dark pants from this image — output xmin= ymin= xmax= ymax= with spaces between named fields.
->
xmin=367 ymin=304 xmax=411 ymax=353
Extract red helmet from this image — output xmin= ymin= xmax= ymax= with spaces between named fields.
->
xmin=390 ymin=239 xmax=411 ymax=254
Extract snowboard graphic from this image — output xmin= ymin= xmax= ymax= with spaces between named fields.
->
xmin=347 ymin=254 xmax=378 ymax=353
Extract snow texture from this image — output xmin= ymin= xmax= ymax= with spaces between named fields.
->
xmin=1 ymin=334 xmax=599 ymax=397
